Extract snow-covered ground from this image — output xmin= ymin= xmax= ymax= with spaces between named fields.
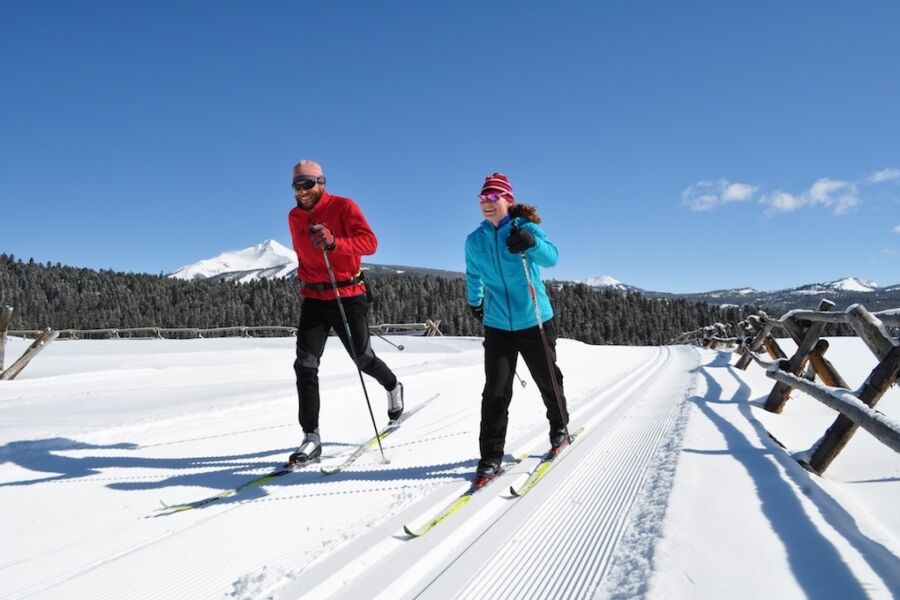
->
xmin=1 ymin=335 xmax=897 ymax=599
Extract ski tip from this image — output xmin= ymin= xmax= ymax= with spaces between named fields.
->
xmin=509 ymin=485 xmax=518 ymax=496
xmin=403 ymin=525 xmax=421 ymax=537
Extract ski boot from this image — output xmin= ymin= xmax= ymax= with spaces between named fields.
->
xmin=473 ymin=458 xmax=502 ymax=489
xmin=549 ymin=427 xmax=570 ymax=458
xmin=387 ymin=381 xmax=404 ymax=421
xmin=289 ymin=430 xmax=322 ymax=466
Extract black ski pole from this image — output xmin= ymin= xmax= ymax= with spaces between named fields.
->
xmin=372 ymin=330 xmax=405 ymax=351
xmin=321 ymin=247 xmax=387 ymax=462
xmin=512 ymin=224 xmax=570 ymax=442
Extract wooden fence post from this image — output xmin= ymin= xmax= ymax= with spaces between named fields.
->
xmin=764 ymin=300 xmax=835 ymax=413
xmin=0 ymin=328 xmax=60 ymax=381
xmin=845 ymin=304 xmax=897 ymax=361
xmin=780 ymin=309 xmax=846 ymax=388
xmin=807 ymin=339 xmax=848 ymax=388
xmin=808 ymin=343 xmax=900 ymax=473
xmin=736 ymin=317 xmax=769 ymax=370
xmin=762 ymin=335 xmax=788 ymax=361
xmin=0 ymin=306 xmax=13 ymax=372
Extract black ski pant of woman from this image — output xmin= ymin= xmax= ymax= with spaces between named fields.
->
xmin=480 ymin=319 xmax=569 ymax=463
xmin=294 ymin=295 xmax=397 ymax=433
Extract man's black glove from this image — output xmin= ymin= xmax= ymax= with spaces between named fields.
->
xmin=506 ymin=227 xmax=535 ymax=254
xmin=309 ymin=224 xmax=336 ymax=251
xmin=470 ymin=302 xmax=484 ymax=321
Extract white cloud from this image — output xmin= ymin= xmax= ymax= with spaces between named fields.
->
xmin=761 ymin=191 xmax=803 ymax=214
xmin=681 ymin=180 xmax=758 ymax=212
xmin=809 ymin=178 xmax=859 ymax=215
xmin=687 ymin=166 xmax=896 ymax=217
xmin=868 ymin=167 xmax=900 ymax=183
xmin=761 ymin=178 xmax=859 ymax=216
xmin=893 ymin=224 xmax=900 ymax=234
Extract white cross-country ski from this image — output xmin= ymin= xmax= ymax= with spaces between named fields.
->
xmin=321 ymin=392 xmax=441 ymax=475
xmin=158 ymin=458 xmax=319 ymax=514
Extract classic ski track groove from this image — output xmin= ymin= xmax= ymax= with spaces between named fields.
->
xmin=419 ymin=346 xmax=675 ymax=598
xmin=449 ymin=346 xmax=694 ymax=599
xmin=285 ymin=346 xmax=671 ymax=599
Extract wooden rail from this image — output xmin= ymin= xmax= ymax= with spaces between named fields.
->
xmin=7 ymin=321 xmax=442 ymax=341
xmin=2 ymin=311 xmax=441 ymax=381
xmin=674 ymin=301 xmax=900 ymax=474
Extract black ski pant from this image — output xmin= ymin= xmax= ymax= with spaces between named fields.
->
xmin=480 ymin=319 xmax=569 ymax=463
xmin=294 ymin=295 xmax=397 ymax=433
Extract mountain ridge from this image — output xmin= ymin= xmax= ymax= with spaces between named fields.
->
xmin=168 ymin=241 xmax=899 ymax=312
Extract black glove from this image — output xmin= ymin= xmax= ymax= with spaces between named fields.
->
xmin=506 ymin=227 xmax=535 ymax=254
xmin=470 ymin=303 xmax=484 ymax=321
xmin=309 ymin=224 xmax=336 ymax=251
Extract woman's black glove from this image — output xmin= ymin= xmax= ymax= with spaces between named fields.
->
xmin=470 ymin=303 xmax=484 ymax=321
xmin=506 ymin=227 xmax=535 ymax=254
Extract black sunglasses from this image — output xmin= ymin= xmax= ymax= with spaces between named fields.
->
xmin=292 ymin=177 xmax=324 ymax=191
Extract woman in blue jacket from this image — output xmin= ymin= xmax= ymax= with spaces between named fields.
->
xmin=465 ymin=173 xmax=570 ymax=479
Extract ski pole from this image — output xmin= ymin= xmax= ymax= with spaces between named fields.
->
xmin=515 ymin=371 xmax=527 ymax=388
xmin=512 ymin=224 xmax=570 ymax=442
xmin=321 ymin=248 xmax=387 ymax=462
xmin=372 ymin=330 xmax=405 ymax=351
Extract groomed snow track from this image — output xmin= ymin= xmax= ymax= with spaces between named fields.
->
xmin=283 ymin=345 xmax=697 ymax=599
xmin=1 ymin=338 xmax=699 ymax=600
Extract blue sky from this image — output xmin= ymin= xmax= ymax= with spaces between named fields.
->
xmin=2 ymin=1 xmax=898 ymax=293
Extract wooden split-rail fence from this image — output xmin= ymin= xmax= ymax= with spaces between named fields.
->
xmin=0 ymin=306 xmax=60 ymax=381
xmin=0 ymin=304 xmax=442 ymax=380
xmin=673 ymin=300 xmax=900 ymax=474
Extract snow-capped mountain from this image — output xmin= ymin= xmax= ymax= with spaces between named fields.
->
xmin=578 ymin=275 xmax=643 ymax=292
xmin=790 ymin=277 xmax=879 ymax=295
xmin=169 ymin=240 xmax=297 ymax=283
xmin=580 ymin=275 xmax=623 ymax=288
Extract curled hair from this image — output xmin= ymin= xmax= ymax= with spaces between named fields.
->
xmin=509 ymin=203 xmax=541 ymax=224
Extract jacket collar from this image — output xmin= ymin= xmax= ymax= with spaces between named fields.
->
xmin=297 ymin=189 xmax=332 ymax=214
xmin=481 ymin=215 xmax=516 ymax=232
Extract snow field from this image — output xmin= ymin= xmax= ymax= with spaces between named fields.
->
xmin=1 ymin=336 xmax=897 ymax=599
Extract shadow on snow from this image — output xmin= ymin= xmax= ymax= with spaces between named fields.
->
xmin=688 ymin=352 xmax=900 ymax=596
xmin=0 ymin=435 xmax=480 ymax=510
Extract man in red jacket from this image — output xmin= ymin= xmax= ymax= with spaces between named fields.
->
xmin=287 ymin=159 xmax=403 ymax=464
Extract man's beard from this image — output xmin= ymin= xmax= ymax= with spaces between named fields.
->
xmin=296 ymin=189 xmax=323 ymax=210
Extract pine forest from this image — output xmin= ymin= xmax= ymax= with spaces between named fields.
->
xmin=1 ymin=254 xmax=750 ymax=345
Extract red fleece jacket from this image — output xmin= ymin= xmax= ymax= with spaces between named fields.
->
xmin=288 ymin=190 xmax=377 ymax=300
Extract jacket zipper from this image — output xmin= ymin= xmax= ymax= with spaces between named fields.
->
xmin=492 ymin=226 xmax=514 ymax=330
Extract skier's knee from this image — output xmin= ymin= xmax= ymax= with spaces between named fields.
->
xmin=354 ymin=346 xmax=375 ymax=369
xmin=294 ymin=354 xmax=319 ymax=373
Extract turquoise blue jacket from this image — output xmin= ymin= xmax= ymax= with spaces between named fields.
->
xmin=465 ymin=217 xmax=558 ymax=331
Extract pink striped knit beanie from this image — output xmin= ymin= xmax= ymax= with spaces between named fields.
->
xmin=481 ymin=172 xmax=515 ymax=203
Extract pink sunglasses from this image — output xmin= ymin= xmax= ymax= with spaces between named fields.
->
xmin=479 ymin=192 xmax=509 ymax=203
